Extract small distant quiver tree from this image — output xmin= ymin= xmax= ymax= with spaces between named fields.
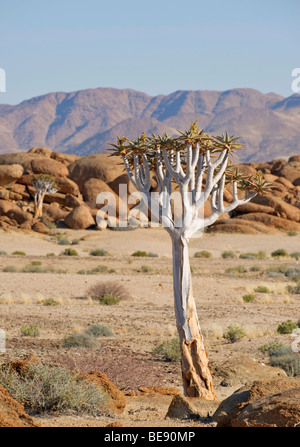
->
xmin=109 ymin=122 xmax=271 ymax=399
xmin=32 ymin=174 xmax=58 ymax=218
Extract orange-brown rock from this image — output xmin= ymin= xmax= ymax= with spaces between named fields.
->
xmin=65 ymin=194 xmax=85 ymax=208
xmin=252 ymin=195 xmax=300 ymax=222
xmin=64 ymin=205 xmax=95 ymax=229
xmin=28 ymin=147 xmax=52 ymax=158
xmin=275 ymin=177 xmax=294 ymax=189
xmin=210 ymin=218 xmax=280 ymax=234
xmin=54 ymin=176 xmax=80 ymax=196
xmin=30 ymin=158 xmax=69 ymax=177
xmin=213 ymin=377 xmax=300 ymax=427
xmin=79 ymin=371 xmax=126 ymax=413
xmin=67 ymin=154 xmax=124 ymax=192
xmin=0 ymin=385 xmax=40 ymax=427
xmin=43 ymin=203 xmax=69 ymax=221
xmin=0 ymin=164 xmax=24 ymax=187
xmin=82 ymin=178 xmax=128 ymax=218
xmin=277 ymin=160 xmax=300 ymax=184
xmin=236 ymin=212 xmax=300 ymax=231
xmin=32 ymin=221 xmax=50 ymax=234
xmin=1 ymin=355 xmax=39 ymax=375
xmin=233 ymin=201 xmax=275 ymax=215
xmin=51 ymin=152 xmax=80 ymax=165
xmin=0 ymin=200 xmax=33 ymax=224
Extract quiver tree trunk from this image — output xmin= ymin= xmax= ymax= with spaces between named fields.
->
xmin=172 ymin=236 xmax=216 ymax=400
xmin=34 ymin=192 xmax=45 ymax=218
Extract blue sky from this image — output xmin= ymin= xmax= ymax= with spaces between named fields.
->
xmin=0 ymin=0 xmax=299 ymax=104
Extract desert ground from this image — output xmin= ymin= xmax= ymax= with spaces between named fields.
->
xmin=0 ymin=226 xmax=299 ymax=427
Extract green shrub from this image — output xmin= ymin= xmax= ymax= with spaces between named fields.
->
xmin=0 ymin=362 xmax=108 ymax=414
xmin=90 ymin=248 xmax=110 ymax=257
xmin=223 ymin=325 xmax=246 ymax=343
xmin=194 ymin=250 xmax=212 ymax=258
xmin=21 ymin=265 xmax=53 ymax=273
xmin=152 ymin=338 xmax=181 ymax=362
xmin=271 ymin=249 xmax=289 ymax=258
xmin=63 ymin=333 xmax=99 ymax=349
xmin=21 ymin=324 xmax=40 ymax=337
xmin=0 ymin=250 xmax=7 ymax=255
xmin=259 ymin=341 xmax=284 ymax=354
xmin=85 ymin=324 xmax=114 ymax=338
xmin=225 ymin=265 xmax=247 ymax=277
xmin=147 ymin=252 xmax=158 ymax=258
xmin=58 ymin=238 xmax=71 ymax=245
xmin=250 ymin=265 xmax=262 ymax=272
xmin=42 ymin=298 xmax=59 ymax=306
xmin=12 ymin=251 xmax=26 ymax=256
xmin=91 ymin=265 xmax=108 ymax=273
xmin=31 ymin=261 xmax=43 ymax=266
xmin=63 ymin=248 xmax=78 ymax=256
xmin=290 ymin=252 xmax=300 ymax=260
xmin=46 ymin=253 xmax=56 ymax=257
xmin=277 ymin=320 xmax=298 ymax=334
xmin=221 ymin=251 xmax=236 ymax=259
xmin=254 ymin=285 xmax=270 ymax=293
xmin=71 ymin=239 xmax=80 ymax=245
xmin=287 ymin=283 xmax=300 ymax=294
xmin=140 ymin=265 xmax=153 ymax=273
xmin=2 ymin=265 xmax=18 ymax=272
xmin=269 ymin=347 xmax=300 ymax=376
xmin=99 ymin=294 xmax=120 ymax=306
xmin=131 ymin=250 xmax=148 ymax=257
xmin=287 ymin=230 xmax=298 ymax=236
xmin=87 ymin=281 xmax=129 ymax=302
xmin=239 ymin=251 xmax=266 ymax=260
xmin=242 ymin=294 xmax=256 ymax=303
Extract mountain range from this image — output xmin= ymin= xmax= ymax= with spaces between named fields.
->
xmin=0 ymin=87 xmax=299 ymax=162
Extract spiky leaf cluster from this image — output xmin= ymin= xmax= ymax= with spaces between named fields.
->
xmin=108 ymin=123 xmax=272 ymax=194
xmin=32 ymin=174 xmax=58 ymax=194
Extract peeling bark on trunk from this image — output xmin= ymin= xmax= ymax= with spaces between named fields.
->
xmin=172 ymin=236 xmax=216 ymax=400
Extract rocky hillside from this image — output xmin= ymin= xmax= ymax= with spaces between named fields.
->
xmin=0 ymin=88 xmax=300 ymax=162
xmin=0 ymin=147 xmax=300 ymax=235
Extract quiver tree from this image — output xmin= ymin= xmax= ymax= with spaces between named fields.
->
xmin=109 ymin=123 xmax=272 ymax=400
xmin=32 ymin=174 xmax=58 ymax=218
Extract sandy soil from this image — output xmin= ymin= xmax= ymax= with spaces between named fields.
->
xmin=0 ymin=226 xmax=299 ymax=427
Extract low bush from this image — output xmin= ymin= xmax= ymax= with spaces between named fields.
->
xmin=254 ymin=285 xmax=270 ymax=293
xmin=63 ymin=248 xmax=78 ymax=256
xmin=63 ymin=333 xmax=99 ymax=349
xmin=89 ymin=249 xmax=110 ymax=257
xmin=250 ymin=265 xmax=262 ymax=272
xmin=277 ymin=320 xmax=298 ymax=334
xmin=242 ymin=294 xmax=256 ymax=303
xmin=42 ymin=298 xmax=59 ymax=306
xmin=21 ymin=324 xmax=40 ymax=337
xmin=239 ymin=251 xmax=266 ymax=260
xmin=131 ymin=250 xmax=148 ymax=257
xmin=221 ymin=251 xmax=236 ymax=259
xmin=58 ymin=238 xmax=70 ymax=245
xmin=140 ymin=265 xmax=153 ymax=273
xmin=287 ymin=283 xmax=300 ymax=294
xmin=99 ymin=294 xmax=120 ymax=306
xmin=152 ymin=338 xmax=181 ymax=362
xmin=0 ymin=250 xmax=7 ymax=255
xmin=21 ymin=265 xmax=53 ymax=273
xmin=87 ymin=281 xmax=129 ymax=303
xmin=12 ymin=251 xmax=26 ymax=256
xmin=271 ymin=249 xmax=289 ymax=258
xmin=259 ymin=341 xmax=284 ymax=354
xmin=85 ymin=324 xmax=114 ymax=338
xmin=269 ymin=346 xmax=300 ymax=376
xmin=0 ymin=362 xmax=107 ymax=414
xmin=223 ymin=325 xmax=246 ymax=343
xmin=290 ymin=252 xmax=300 ymax=260
xmin=2 ymin=265 xmax=18 ymax=272
xmin=194 ymin=251 xmax=212 ymax=258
